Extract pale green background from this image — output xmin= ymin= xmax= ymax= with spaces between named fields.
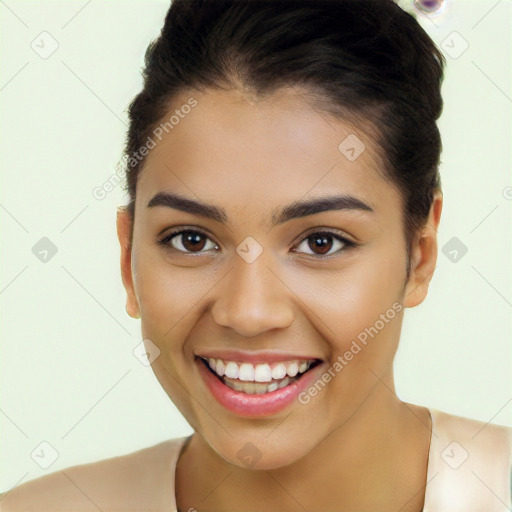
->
xmin=1 ymin=0 xmax=511 ymax=491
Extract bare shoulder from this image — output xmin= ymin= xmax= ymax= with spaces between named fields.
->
xmin=0 ymin=438 xmax=182 ymax=512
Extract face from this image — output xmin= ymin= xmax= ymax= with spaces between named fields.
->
xmin=117 ymin=87 xmax=441 ymax=469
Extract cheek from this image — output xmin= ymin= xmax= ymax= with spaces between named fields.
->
xmin=132 ymin=249 xmax=210 ymax=422
xmin=285 ymin=253 xmax=405 ymax=349
xmin=134 ymin=250 xmax=184 ymax=337
xmin=133 ymin=247 xmax=218 ymax=346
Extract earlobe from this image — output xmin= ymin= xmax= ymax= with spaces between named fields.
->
xmin=128 ymin=307 xmax=141 ymax=319
xmin=403 ymin=191 xmax=443 ymax=308
xmin=116 ymin=207 xmax=141 ymax=319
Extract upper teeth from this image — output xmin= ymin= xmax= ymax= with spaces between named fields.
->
xmin=205 ymin=358 xmax=314 ymax=382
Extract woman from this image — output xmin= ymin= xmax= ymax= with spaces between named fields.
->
xmin=2 ymin=0 xmax=511 ymax=510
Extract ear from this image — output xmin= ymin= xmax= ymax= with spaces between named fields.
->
xmin=116 ymin=207 xmax=140 ymax=319
xmin=403 ymin=190 xmax=443 ymax=308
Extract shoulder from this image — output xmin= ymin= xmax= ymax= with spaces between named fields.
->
xmin=0 ymin=437 xmax=189 ymax=512
xmin=429 ymin=407 xmax=512 ymax=463
xmin=425 ymin=407 xmax=512 ymax=510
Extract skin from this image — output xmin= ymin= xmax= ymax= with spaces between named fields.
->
xmin=117 ymin=86 xmax=443 ymax=511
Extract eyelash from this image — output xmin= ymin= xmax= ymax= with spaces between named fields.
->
xmin=156 ymin=228 xmax=357 ymax=259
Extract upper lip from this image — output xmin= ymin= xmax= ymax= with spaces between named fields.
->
xmin=195 ymin=349 xmax=323 ymax=364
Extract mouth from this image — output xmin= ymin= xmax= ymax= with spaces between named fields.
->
xmin=196 ymin=356 xmax=323 ymax=395
xmin=195 ymin=354 xmax=325 ymax=417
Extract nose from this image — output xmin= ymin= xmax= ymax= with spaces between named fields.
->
xmin=210 ymin=255 xmax=294 ymax=338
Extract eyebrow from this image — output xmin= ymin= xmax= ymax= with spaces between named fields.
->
xmin=147 ymin=191 xmax=374 ymax=226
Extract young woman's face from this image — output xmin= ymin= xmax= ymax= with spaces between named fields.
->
xmin=118 ymin=87 xmax=438 ymax=469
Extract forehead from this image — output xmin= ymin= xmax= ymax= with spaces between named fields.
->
xmin=136 ymin=87 xmax=401 ymax=224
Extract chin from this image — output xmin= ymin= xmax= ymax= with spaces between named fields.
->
xmin=208 ymin=433 xmax=315 ymax=471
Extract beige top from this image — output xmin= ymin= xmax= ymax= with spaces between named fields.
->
xmin=1 ymin=407 xmax=511 ymax=511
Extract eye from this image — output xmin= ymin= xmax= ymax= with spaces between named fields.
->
xmin=292 ymin=231 xmax=354 ymax=257
xmin=158 ymin=229 xmax=219 ymax=254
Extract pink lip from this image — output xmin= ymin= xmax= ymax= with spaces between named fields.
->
xmin=196 ymin=356 xmax=327 ymax=417
xmin=194 ymin=349 xmax=322 ymax=364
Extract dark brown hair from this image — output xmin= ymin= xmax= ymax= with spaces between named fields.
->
xmin=122 ymin=0 xmax=446 ymax=278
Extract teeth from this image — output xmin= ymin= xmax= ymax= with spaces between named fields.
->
xmin=267 ymin=382 xmax=278 ymax=392
xmin=224 ymin=361 xmax=239 ymax=379
xmin=279 ymin=377 xmax=290 ymax=389
xmin=215 ymin=359 xmax=225 ymax=377
xmin=271 ymin=364 xmax=287 ymax=380
xmin=238 ymin=363 xmax=255 ymax=381
xmin=224 ymin=376 xmax=292 ymax=394
xmin=286 ymin=362 xmax=299 ymax=377
xmin=254 ymin=364 xmax=272 ymax=382
xmin=202 ymin=357 xmax=316 ymax=382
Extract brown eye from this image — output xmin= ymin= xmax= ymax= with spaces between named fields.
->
xmin=160 ymin=230 xmax=218 ymax=254
xmin=294 ymin=231 xmax=352 ymax=257
xmin=179 ymin=231 xmax=207 ymax=252
xmin=307 ymin=234 xmax=334 ymax=254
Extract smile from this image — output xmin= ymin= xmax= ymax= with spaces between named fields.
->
xmin=201 ymin=357 xmax=317 ymax=393
xmin=196 ymin=355 xmax=325 ymax=417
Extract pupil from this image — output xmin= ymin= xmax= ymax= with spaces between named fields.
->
xmin=308 ymin=234 xmax=332 ymax=255
xmin=183 ymin=231 xmax=205 ymax=252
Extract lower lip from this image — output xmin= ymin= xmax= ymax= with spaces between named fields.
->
xmin=196 ymin=357 xmax=326 ymax=417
